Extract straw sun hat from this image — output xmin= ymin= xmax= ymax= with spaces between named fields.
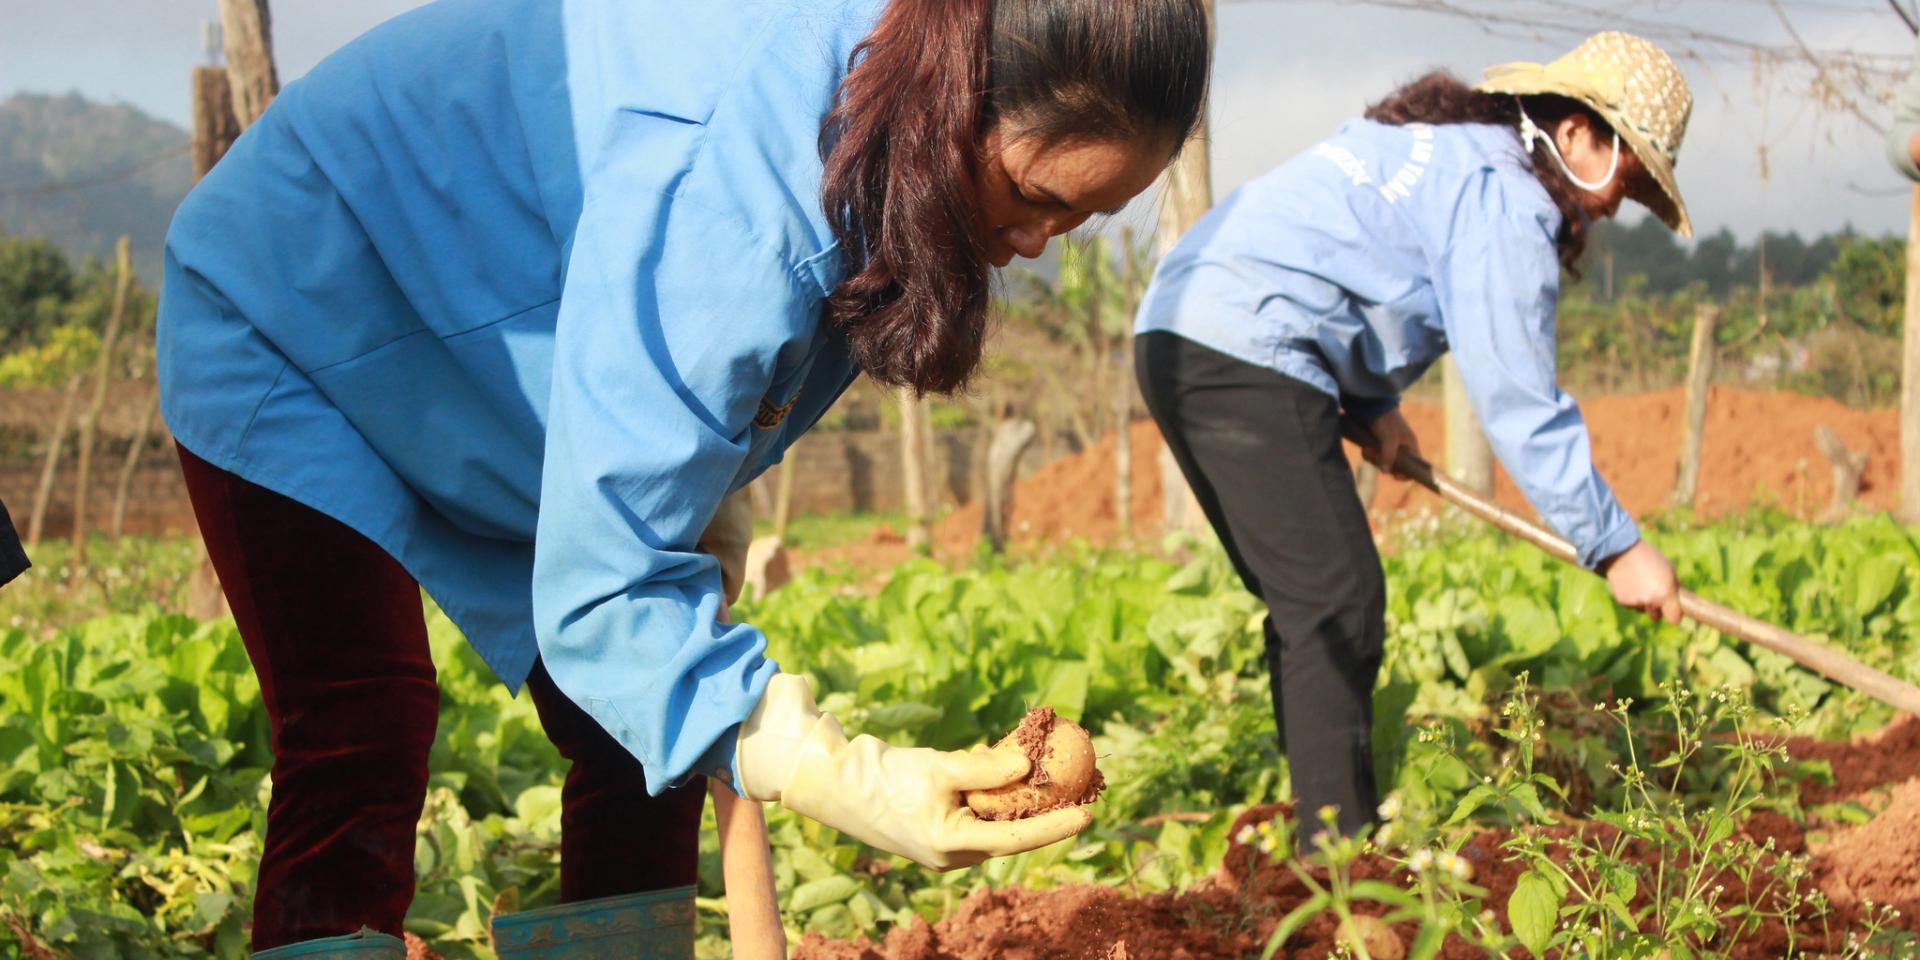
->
xmin=1476 ymin=31 xmax=1694 ymax=237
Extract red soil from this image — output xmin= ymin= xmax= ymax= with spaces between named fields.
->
xmin=794 ymin=783 xmax=1920 ymax=960
xmin=1783 ymin=714 xmax=1920 ymax=806
xmin=945 ymin=387 xmax=1900 ymax=552
xmin=790 ymin=697 xmax=1920 ymax=960
xmin=1812 ymin=778 xmax=1920 ymax=922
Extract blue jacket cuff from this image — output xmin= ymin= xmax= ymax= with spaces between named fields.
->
xmin=1579 ymin=517 xmax=1643 ymax=572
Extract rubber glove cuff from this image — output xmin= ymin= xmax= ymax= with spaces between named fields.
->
xmin=734 ymin=673 xmax=822 ymax=802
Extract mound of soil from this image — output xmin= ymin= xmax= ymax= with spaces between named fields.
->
xmin=796 ymin=705 xmax=1920 ymax=960
xmin=1813 ymin=778 xmax=1920 ymax=921
xmin=928 ymin=387 xmax=1900 ymax=553
xmin=1781 ymin=714 xmax=1920 ymax=805
xmin=935 ymin=420 xmax=1166 ymax=556
xmin=794 ymin=883 xmax=1252 ymax=960
xmin=795 ymin=788 xmax=1920 ymax=960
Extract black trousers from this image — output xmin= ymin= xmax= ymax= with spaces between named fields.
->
xmin=1136 ymin=331 xmax=1382 ymax=835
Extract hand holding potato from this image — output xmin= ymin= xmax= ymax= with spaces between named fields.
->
xmin=734 ymin=675 xmax=1094 ymax=870
xmin=965 ymin=707 xmax=1104 ymax=821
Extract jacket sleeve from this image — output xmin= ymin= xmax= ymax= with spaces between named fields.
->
xmin=1888 ymin=35 xmax=1920 ymax=182
xmin=1430 ymin=182 xmax=1640 ymax=570
xmin=531 ymin=111 xmax=812 ymax=794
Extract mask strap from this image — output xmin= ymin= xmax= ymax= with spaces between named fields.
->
xmin=1517 ymin=101 xmax=1619 ymax=192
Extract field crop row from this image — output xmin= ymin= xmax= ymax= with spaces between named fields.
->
xmin=0 ymin=514 xmax=1915 ymax=957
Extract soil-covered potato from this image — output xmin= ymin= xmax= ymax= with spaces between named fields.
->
xmin=964 ymin=707 xmax=1104 ymax=821
xmin=1339 ymin=915 xmax=1404 ymax=960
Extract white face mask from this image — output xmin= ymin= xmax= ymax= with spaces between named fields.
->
xmin=1517 ymin=102 xmax=1619 ymax=193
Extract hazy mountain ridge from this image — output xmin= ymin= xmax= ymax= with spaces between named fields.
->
xmin=0 ymin=92 xmax=191 ymax=279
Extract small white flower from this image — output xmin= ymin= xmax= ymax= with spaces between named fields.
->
xmin=1408 ymin=849 xmax=1435 ymax=873
xmin=1236 ymin=825 xmax=1256 ymax=845
xmin=1376 ymin=794 xmax=1403 ymax=821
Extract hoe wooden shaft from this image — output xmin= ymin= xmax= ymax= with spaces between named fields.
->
xmin=1340 ymin=419 xmax=1920 ymax=718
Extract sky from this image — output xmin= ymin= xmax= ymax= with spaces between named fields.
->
xmin=1 ymin=0 xmax=1916 ymax=242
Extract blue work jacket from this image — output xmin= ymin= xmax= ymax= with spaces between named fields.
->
xmin=1137 ymin=119 xmax=1639 ymax=569
xmin=159 ymin=0 xmax=885 ymax=790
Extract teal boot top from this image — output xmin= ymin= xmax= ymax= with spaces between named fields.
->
xmin=491 ymin=886 xmax=696 ymax=960
xmin=251 ymin=928 xmax=405 ymax=960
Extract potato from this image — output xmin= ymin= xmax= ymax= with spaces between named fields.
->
xmin=1339 ymin=915 xmax=1404 ymax=960
xmin=964 ymin=707 xmax=1104 ymax=821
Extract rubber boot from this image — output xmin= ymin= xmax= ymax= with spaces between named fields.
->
xmin=490 ymin=886 xmax=697 ymax=960
xmin=251 ymin=928 xmax=406 ymax=960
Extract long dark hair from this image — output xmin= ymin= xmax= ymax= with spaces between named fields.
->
xmin=821 ymin=0 xmax=1210 ymax=394
xmin=1364 ymin=70 xmax=1612 ymax=273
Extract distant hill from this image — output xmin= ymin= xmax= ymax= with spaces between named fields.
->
xmin=0 ymin=93 xmax=191 ymax=280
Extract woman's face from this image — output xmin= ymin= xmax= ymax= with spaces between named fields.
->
xmin=976 ymin=126 xmax=1170 ymax=268
xmin=1553 ymin=113 xmax=1647 ymax=222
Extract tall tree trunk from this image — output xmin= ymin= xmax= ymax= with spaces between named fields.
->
xmin=218 ymin=0 xmax=279 ymax=127
xmin=68 ymin=237 xmax=135 ymax=579
xmin=111 ymin=383 xmax=161 ymax=537
xmin=898 ymin=391 xmax=932 ymax=551
xmin=1442 ymin=356 xmax=1493 ymax=496
xmin=26 ymin=374 xmax=84 ymax=548
xmin=1671 ymin=303 xmax=1720 ymax=510
xmin=1153 ymin=0 xmax=1214 ymax=535
xmin=1901 ymin=185 xmax=1920 ymax=524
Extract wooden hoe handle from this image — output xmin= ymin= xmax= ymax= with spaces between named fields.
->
xmin=1340 ymin=418 xmax=1920 ymax=718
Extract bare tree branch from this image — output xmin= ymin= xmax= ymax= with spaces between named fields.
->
xmin=1227 ymin=0 xmax=1909 ymax=132
xmin=1887 ymin=0 xmax=1919 ymax=36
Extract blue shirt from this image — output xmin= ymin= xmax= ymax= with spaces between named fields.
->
xmin=157 ymin=0 xmax=885 ymax=791
xmin=1137 ymin=119 xmax=1638 ymax=569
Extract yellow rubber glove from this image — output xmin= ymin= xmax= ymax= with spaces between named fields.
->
xmin=734 ymin=674 xmax=1092 ymax=871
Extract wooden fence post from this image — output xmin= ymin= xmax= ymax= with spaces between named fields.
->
xmin=218 ymin=0 xmax=279 ymax=127
xmin=25 ymin=375 xmax=83 ymax=548
xmin=111 ymin=388 xmax=161 ymax=537
xmin=1901 ymin=185 xmax=1920 ymax=525
xmin=1442 ymin=356 xmax=1493 ymax=496
xmin=984 ymin=418 xmax=1037 ymax=553
xmin=1671 ymin=303 xmax=1720 ymax=510
xmin=191 ymin=68 xmax=242 ymax=178
xmin=67 ymin=237 xmax=134 ymax=581
xmin=1112 ymin=230 xmax=1141 ymax=540
xmin=1354 ymin=460 xmax=1380 ymax=513
xmin=898 ymin=391 xmax=932 ymax=551
xmin=1813 ymin=425 xmax=1869 ymax=522
xmin=183 ymin=5 xmax=277 ymax=619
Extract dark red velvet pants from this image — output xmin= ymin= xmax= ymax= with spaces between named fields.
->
xmin=176 ymin=444 xmax=705 ymax=950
